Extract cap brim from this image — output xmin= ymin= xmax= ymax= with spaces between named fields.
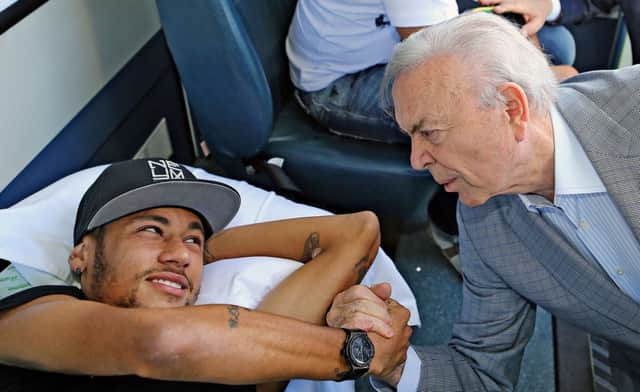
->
xmin=87 ymin=180 xmax=241 ymax=236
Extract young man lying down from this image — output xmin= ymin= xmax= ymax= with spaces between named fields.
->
xmin=0 ymin=159 xmax=412 ymax=391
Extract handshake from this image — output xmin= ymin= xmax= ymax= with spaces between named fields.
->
xmin=327 ymin=282 xmax=413 ymax=386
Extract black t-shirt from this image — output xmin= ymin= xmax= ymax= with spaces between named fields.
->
xmin=0 ymin=260 xmax=84 ymax=311
xmin=0 ymin=364 xmax=256 ymax=392
xmin=0 ymin=260 xmax=256 ymax=392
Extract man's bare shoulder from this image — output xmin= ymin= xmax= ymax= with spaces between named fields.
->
xmin=0 ymin=294 xmax=79 ymax=318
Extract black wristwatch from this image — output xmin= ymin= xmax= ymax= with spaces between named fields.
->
xmin=338 ymin=328 xmax=375 ymax=381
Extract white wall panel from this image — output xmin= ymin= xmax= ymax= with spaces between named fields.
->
xmin=0 ymin=0 xmax=160 ymax=191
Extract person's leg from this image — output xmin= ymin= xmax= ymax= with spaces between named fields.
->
xmin=296 ymin=64 xmax=409 ymax=144
xmin=551 ymin=64 xmax=579 ymax=81
xmin=537 ymin=24 xmax=577 ymax=65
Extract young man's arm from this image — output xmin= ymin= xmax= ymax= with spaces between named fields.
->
xmin=0 ymin=293 xmax=409 ymax=384
xmin=208 ymin=212 xmax=378 ymax=262
xmin=246 ymin=212 xmax=390 ymax=392
xmin=208 ymin=212 xmax=381 ymax=324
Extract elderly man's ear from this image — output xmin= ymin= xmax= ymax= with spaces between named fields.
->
xmin=498 ymin=82 xmax=529 ymax=142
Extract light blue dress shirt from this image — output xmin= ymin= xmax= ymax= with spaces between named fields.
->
xmin=519 ymin=107 xmax=640 ymax=304
xmin=370 ymin=346 xmax=421 ymax=391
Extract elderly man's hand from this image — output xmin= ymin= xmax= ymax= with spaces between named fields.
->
xmin=327 ymin=283 xmax=412 ymax=386
xmin=326 ymin=283 xmax=395 ymax=337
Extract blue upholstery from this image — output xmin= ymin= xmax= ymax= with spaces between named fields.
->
xmin=155 ymin=0 xmax=279 ymax=158
xmin=156 ymin=0 xmax=433 ymax=221
xmin=568 ymin=14 xmax=629 ymax=71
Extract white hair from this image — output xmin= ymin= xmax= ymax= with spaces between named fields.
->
xmin=382 ymin=12 xmax=557 ymax=115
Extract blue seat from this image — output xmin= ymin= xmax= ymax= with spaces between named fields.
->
xmin=155 ymin=0 xmax=432 ymax=225
xmin=569 ymin=13 xmax=629 ymax=71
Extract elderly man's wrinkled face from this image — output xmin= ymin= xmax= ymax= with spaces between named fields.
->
xmin=393 ymin=55 xmax=520 ymax=207
xmin=72 ymin=208 xmax=205 ymax=308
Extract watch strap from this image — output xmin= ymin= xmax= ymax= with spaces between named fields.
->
xmin=338 ymin=328 xmax=371 ymax=381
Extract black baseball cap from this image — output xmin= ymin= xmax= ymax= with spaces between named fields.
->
xmin=73 ymin=159 xmax=241 ymax=244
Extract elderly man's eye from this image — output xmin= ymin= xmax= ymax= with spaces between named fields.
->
xmin=420 ymin=129 xmax=443 ymax=142
xmin=419 ymin=130 xmax=436 ymax=138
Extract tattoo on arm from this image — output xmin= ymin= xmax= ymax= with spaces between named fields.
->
xmin=228 ymin=305 xmax=240 ymax=328
xmin=204 ymin=243 xmax=215 ymax=263
xmin=300 ymin=232 xmax=320 ymax=262
xmin=354 ymin=256 xmax=369 ymax=283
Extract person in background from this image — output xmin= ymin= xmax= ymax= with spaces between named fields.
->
xmin=479 ymin=0 xmax=638 ymax=64
xmin=286 ymin=0 xmax=459 ymax=145
xmin=461 ymin=0 xmax=577 ymax=65
xmin=287 ymin=0 xmax=578 ymax=274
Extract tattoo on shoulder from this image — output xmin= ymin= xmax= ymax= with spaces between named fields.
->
xmin=227 ymin=305 xmax=241 ymax=328
xmin=354 ymin=256 xmax=369 ymax=283
xmin=301 ymin=232 xmax=320 ymax=262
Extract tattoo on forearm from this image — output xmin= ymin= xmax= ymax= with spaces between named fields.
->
xmin=354 ymin=256 xmax=369 ymax=283
xmin=228 ymin=305 xmax=240 ymax=328
xmin=301 ymin=232 xmax=320 ymax=262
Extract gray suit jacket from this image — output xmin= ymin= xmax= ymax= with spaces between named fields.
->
xmin=415 ymin=65 xmax=640 ymax=391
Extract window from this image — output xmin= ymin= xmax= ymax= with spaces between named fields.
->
xmin=0 ymin=0 xmax=47 ymax=35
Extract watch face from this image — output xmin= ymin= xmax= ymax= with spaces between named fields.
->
xmin=350 ymin=334 xmax=374 ymax=366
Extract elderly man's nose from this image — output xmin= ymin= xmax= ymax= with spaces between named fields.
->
xmin=410 ymin=139 xmax=434 ymax=170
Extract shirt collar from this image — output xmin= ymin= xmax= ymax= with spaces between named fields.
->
xmin=519 ymin=106 xmax=605 ymax=210
xmin=551 ymin=105 xmax=605 ymax=197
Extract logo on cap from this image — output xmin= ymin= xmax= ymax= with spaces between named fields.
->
xmin=148 ymin=159 xmax=185 ymax=181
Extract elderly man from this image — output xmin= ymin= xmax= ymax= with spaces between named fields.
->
xmin=0 ymin=159 xmax=411 ymax=390
xmin=329 ymin=12 xmax=640 ymax=391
